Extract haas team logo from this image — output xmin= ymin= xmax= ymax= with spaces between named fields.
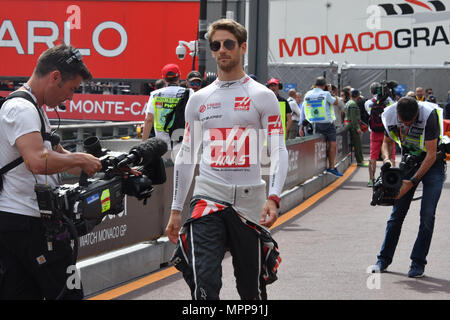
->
xmin=208 ymin=127 xmax=252 ymax=168
xmin=234 ymin=97 xmax=251 ymax=111
xmin=267 ymin=115 xmax=284 ymax=136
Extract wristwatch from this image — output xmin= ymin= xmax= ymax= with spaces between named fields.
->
xmin=268 ymin=195 xmax=281 ymax=208
xmin=410 ymin=177 xmax=420 ymax=186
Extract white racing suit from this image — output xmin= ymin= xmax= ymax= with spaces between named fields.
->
xmin=170 ymin=75 xmax=288 ymax=300
xmin=170 ymin=177 xmax=281 ymax=300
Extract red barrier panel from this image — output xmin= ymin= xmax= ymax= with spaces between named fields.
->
xmin=1 ymin=90 xmax=148 ymax=121
xmin=0 ymin=0 xmax=199 ymax=79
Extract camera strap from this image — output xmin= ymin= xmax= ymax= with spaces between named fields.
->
xmin=0 ymin=91 xmax=49 ymax=180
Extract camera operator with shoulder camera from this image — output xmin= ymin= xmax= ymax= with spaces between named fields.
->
xmin=369 ymin=96 xmax=446 ymax=278
xmin=0 ymin=45 xmax=102 ymax=299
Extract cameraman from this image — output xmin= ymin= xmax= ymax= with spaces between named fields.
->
xmin=370 ymin=97 xmax=446 ymax=278
xmin=0 ymin=45 xmax=102 ymax=299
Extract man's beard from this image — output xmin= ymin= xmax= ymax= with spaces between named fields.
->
xmin=216 ymin=55 xmax=240 ymax=73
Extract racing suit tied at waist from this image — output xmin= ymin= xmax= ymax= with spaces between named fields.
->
xmin=192 ymin=175 xmax=267 ymax=228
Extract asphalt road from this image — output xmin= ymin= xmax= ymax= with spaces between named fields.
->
xmin=116 ymin=159 xmax=450 ymax=300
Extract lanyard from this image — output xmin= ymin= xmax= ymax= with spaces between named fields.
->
xmin=23 ymin=83 xmax=32 ymax=93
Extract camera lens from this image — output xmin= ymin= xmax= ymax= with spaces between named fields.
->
xmin=84 ymin=136 xmax=102 ymax=157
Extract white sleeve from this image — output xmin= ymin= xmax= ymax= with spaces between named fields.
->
xmin=1 ymin=99 xmax=41 ymax=146
xmin=365 ymin=100 xmax=372 ymax=115
xmin=326 ymin=91 xmax=336 ymax=105
xmin=261 ymin=92 xmax=289 ymax=197
xmin=288 ymin=99 xmax=301 ymax=117
xmin=299 ymin=101 xmax=306 ymax=123
xmin=170 ymin=94 xmax=202 ymax=211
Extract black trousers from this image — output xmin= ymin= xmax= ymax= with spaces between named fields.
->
xmin=178 ymin=207 xmax=267 ymax=300
xmin=0 ymin=211 xmax=82 ymax=300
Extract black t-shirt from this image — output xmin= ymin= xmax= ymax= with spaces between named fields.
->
xmin=444 ymin=102 xmax=450 ymax=119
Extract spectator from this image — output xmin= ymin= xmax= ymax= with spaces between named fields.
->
xmin=344 ymin=89 xmax=367 ymax=166
xmin=267 ymin=77 xmax=293 ymax=140
xmin=444 ymin=90 xmax=450 ymax=120
xmin=406 ymin=91 xmax=415 ymax=98
xmin=425 ymin=88 xmax=433 ymax=100
xmin=357 ymin=91 xmax=369 ymax=126
xmin=142 ymin=63 xmax=193 ymax=150
xmin=331 ymin=85 xmax=345 ymax=128
xmin=301 ymin=76 xmax=342 ymax=177
xmin=415 ymin=87 xmax=425 ymax=101
xmin=155 ymin=79 xmax=166 ymax=89
xmin=186 ymin=70 xmax=203 ymax=92
xmin=287 ymin=89 xmax=301 ymax=139
xmin=296 ymin=92 xmax=303 ymax=105
xmin=427 ymin=95 xmax=437 ymax=104
xmin=365 ymin=82 xmax=396 ymax=187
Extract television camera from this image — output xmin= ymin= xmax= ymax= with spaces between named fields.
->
xmin=371 ymin=136 xmax=450 ymax=206
xmin=375 ymin=80 xmax=398 ymax=105
xmin=35 ymin=136 xmax=167 ymax=252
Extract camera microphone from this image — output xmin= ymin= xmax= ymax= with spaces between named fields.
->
xmin=117 ymin=138 xmax=168 ymax=168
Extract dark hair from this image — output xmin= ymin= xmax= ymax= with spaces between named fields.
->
xmin=351 ymin=89 xmax=360 ymax=98
xmin=207 ymin=19 xmax=247 ymax=45
xmin=397 ymin=97 xmax=419 ymax=122
xmin=155 ymin=79 xmax=165 ymax=89
xmin=315 ymin=76 xmax=327 ymax=87
xmin=370 ymin=82 xmax=381 ymax=94
xmin=34 ymin=44 xmax=92 ymax=82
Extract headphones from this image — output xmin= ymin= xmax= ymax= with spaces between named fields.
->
xmin=266 ymin=78 xmax=283 ymax=90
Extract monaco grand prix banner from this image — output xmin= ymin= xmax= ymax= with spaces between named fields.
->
xmin=271 ymin=0 xmax=450 ymax=65
xmin=0 ymin=0 xmax=199 ymax=79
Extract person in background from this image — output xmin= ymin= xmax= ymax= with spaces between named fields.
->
xmin=344 ymin=89 xmax=367 ymax=167
xmin=332 ymin=85 xmax=345 ymax=129
xmin=142 ymin=63 xmax=193 ymax=150
xmin=267 ymin=77 xmax=292 ymax=140
xmin=287 ymin=89 xmax=301 ymax=139
xmin=424 ymin=88 xmax=433 ymax=100
xmin=415 ymin=87 xmax=425 ymax=101
xmin=186 ymin=71 xmax=203 ymax=92
xmin=301 ymin=77 xmax=342 ymax=177
xmin=365 ymin=82 xmax=396 ymax=187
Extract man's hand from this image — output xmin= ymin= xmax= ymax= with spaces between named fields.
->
xmin=395 ymin=180 xmax=414 ymax=199
xmin=165 ymin=210 xmax=182 ymax=244
xmin=260 ymin=199 xmax=278 ymax=228
xmin=78 ymin=153 xmax=102 ymax=177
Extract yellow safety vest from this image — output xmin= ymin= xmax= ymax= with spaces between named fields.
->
xmin=153 ymin=96 xmax=181 ymax=132
xmin=279 ymin=100 xmax=287 ymax=140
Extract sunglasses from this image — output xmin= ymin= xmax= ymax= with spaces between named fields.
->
xmin=209 ymin=39 xmax=237 ymax=52
xmin=60 ymin=48 xmax=83 ymax=66
xmin=189 ymin=80 xmax=202 ymax=87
